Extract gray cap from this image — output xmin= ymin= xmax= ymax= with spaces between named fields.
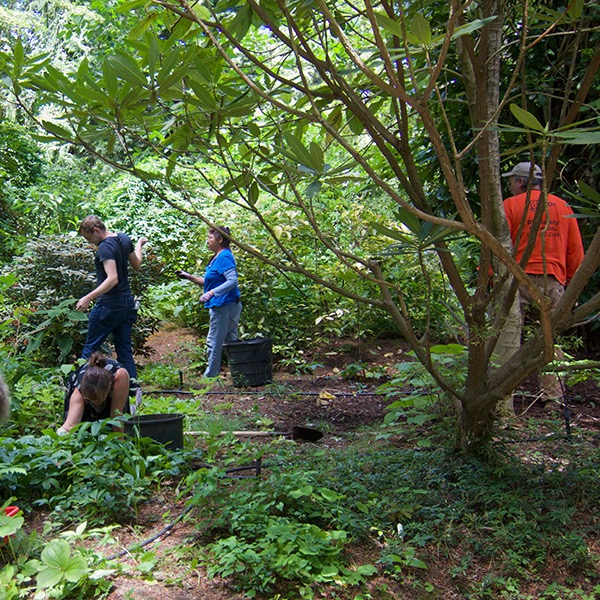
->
xmin=502 ymin=161 xmax=542 ymax=178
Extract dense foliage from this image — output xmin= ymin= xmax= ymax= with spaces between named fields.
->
xmin=0 ymin=2 xmax=598 ymax=596
xmin=1 ymin=234 xmax=164 ymax=363
xmin=0 ymin=341 xmax=598 ymax=598
xmin=2 ymin=0 xmax=598 ymax=451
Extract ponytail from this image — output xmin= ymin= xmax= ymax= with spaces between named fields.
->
xmin=209 ymin=226 xmax=231 ymax=248
xmin=79 ymin=215 xmax=106 ymax=236
xmin=88 ymin=352 xmax=108 ymax=369
xmin=80 ymin=353 xmax=113 ymax=405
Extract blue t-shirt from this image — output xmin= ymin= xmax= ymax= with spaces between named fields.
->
xmin=95 ymin=233 xmax=133 ymax=297
xmin=204 ymin=248 xmax=240 ymax=308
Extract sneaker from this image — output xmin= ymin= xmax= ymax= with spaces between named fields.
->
xmin=131 ymin=387 xmax=143 ymax=415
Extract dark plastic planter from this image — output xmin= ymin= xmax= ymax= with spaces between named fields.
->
xmin=124 ymin=413 xmax=184 ymax=450
xmin=224 ymin=338 xmax=273 ymax=387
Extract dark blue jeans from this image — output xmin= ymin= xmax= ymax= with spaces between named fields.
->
xmin=81 ymin=295 xmax=138 ymax=379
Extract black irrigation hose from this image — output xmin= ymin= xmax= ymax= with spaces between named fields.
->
xmin=144 ymin=389 xmax=386 ymax=397
xmin=105 ymin=501 xmax=196 ymax=561
xmin=104 ymin=460 xmax=271 ymax=561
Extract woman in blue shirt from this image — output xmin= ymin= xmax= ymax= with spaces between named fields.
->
xmin=178 ymin=226 xmax=242 ymax=378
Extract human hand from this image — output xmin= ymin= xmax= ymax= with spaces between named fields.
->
xmin=57 ymin=426 xmax=69 ymax=436
xmin=177 ymin=270 xmax=190 ymax=280
xmin=200 ymin=291 xmax=214 ymax=303
xmin=75 ymin=296 xmax=91 ymax=311
xmin=138 ymin=237 xmax=149 ymax=247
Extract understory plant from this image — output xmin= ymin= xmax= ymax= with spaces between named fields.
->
xmin=182 ymin=467 xmax=377 ymax=597
xmin=0 ymin=422 xmax=190 ymax=524
xmin=306 ymin=444 xmax=600 ymax=587
xmin=173 ymin=433 xmax=599 ymax=597
xmin=377 ymin=343 xmax=469 ymax=446
xmin=0 ymin=512 xmax=118 ymax=600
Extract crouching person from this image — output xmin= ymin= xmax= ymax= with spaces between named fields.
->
xmin=58 ymin=353 xmax=130 ymax=435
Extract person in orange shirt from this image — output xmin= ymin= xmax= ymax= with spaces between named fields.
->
xmin=502 ymin=161 xmax=585 ymax=408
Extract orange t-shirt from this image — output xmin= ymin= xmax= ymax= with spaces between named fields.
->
xmin=503 ymin=190 xmax=584 ymax=285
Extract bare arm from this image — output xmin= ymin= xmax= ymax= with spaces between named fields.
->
xmin=109 ymin=368 xmax=130 ymax=432
xmin=178 ymin=271 xmax=205 ymax=286
xmin=61 ymin=389 xmax=85 ymax=432
xmin=129 ymin=237 xmax=148 ymax=271
xmin=76 ymin=259 xmax=118 ymax=311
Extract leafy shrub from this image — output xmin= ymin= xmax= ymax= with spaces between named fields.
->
xmin=0 ymin=122 xmax=44 ymax=262
xmin=185 ymin=468 xmax=376 ymax=597
xmin=0 ymin=510 xmax=118 ymax=599
xmin=1 ymin=367 xmax=64 ymax=436
xmin=0 ymin=423 xmax=190 ymax=524
xmin=144 ymin=280 xmax=201 ymax=327
xmin=377 ymin=343 xmax=469 ymax=446
xmin=139 ymin=363 xmax=183 ymax=390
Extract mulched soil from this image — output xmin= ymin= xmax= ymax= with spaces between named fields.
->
xmin=71 ymin=329 xmax=600 ymax=598
xmin=139 ymin=328 xmax=599 ymax=438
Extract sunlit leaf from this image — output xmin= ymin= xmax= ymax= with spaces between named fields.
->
xmin=319 ymin=488 xmax=343 ymax=502
xmin=228 ymin=2 xmax=253 ymax=40
xmin=410 ymin=14 xmax=432 ymax=45
xmin=102 ymin=61 xmax=118 ymax=99
xmin=40 ymin=121 xmax=74 ymax=142
xmin=13 ymin=39 xmax=24 ymax=68
xmin=290 ymin=485 xmax=313 ymax=498
xmin=106 ymin=52 xmax=147 ymax=87
xmin=247 ymin=122 xmax=261 ymax=137
xmin=148 ymin=36 xmax=159 ymax=76
xmin=309 ymin=141 xmax=324 ymax=171
xmin=347 ymin=114 xmax=364 ymax=135
xmin=283 ymin=133 xmax=318 ymax=170
xmin=158 ymin=64 xmax=189 ymax=93
xmin=37 ymin=540 xmax=88 ymax=588
xmin=509 ymin=104 xmax=545 ymax=132
xmin=248 ymin=181 xmax=259 ymax=206
xmin=371 ymin=222 xmax=411 ymax=243
xmin=0 ymin=512 xmax=24 ymax=538
xmin=187 ymin=79 xmax=217 ymax=109
xmin=133 ymin=168 xmax=162 ymax=180
xmin=76 ymin=58 xmax=89 ymax=82
xmin=117 ymin=0 xmax=147 ymax=11
xmin=157 ymin=48 xmax=181 ymax=86
xmin=374 ymin=12 xmax=404 ymax=38
xmin=192 ymin=4 xmax=212 ymax=20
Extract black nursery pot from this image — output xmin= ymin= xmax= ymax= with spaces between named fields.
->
xmin=224 ymin=338 xmax=273 ymax=387
xmin=124 ymin=413 xmax=184 ymax=450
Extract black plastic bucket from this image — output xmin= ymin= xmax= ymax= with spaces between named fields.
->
xmin=124 ymin=413 xmax=184 ymax=450
xmin=224 ymin=338 xmax=273 ymax=387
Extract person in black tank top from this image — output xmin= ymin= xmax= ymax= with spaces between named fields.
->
xmin=58 ymin=352 xmax=130 ymax=434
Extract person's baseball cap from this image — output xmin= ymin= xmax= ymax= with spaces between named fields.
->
xmin=502 ymin=162 xmax=542 ymax=178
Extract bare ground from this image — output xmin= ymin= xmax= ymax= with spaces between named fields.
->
xmin=94 ymin=327 xmax=600 ymax=599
